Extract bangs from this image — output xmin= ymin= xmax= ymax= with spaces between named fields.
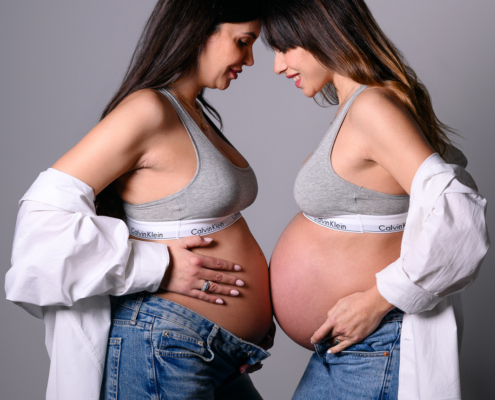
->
xmin=261 ymin=5 xmax=304 ymax=52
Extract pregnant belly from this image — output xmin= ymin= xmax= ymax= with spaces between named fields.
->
xmin=270 ymin=213 xmax=402 ymax=350
xmin=138 ymin=217 xmax=272 ymax=345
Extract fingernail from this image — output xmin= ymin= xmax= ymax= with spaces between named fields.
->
xmin=235 ymin=280 xmax=245 ymax=287
xmin=234 ymin=265 xmax=241 ymax=271
xmin=230 ymin=289 xmax=240 ymax=296
xmin=327 ymin=349 xmax=332 ymax=354
xmin=204 ymin=238 xmax=213 ymax=243
xmin=216 ymin=299 xmax=224 ymax=304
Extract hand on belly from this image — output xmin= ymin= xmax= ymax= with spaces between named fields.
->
xmin=269 ymin=213 xmax=402 ymax=350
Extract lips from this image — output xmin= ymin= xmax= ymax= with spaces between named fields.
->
xmin=286 ymin=73 xmax=301 ymax=88
xmin=230 ymin=68 xmax=242 ymax=79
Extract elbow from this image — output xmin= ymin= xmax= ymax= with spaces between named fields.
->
xmin=5 ymin=264 xmax=73 ymax=307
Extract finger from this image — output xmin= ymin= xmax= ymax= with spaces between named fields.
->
xmin=190 ymin=289 xmax=225 ymax=305
xmin=203 ymin=269 xmax=244 ymax=287
xmin=200 ymin=254 xmax=242 ymax=272
xmin=311 ymin=320 xmax=335 ymax=344
xmin=240 ymin=362 xmax=263 ymax=374
xmin=327 ymin=340 xmax=353 ymax=355
xmin=179 ymin=235 xmax=214 ymax=250
xmin=239 ymin=363 xmax=251 ymax=374
xmin=198 ymin=280 xmax=240 ymax=297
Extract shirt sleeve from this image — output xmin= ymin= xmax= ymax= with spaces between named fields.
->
xmin=376 ymin=178 xmax=489 ymax=315
xmin=5 ymin=172 xmax=169 ymax=317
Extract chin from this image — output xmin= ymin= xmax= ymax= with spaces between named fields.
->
xmin=302 ymin=88 xmax=316 ymax=98
xmin=217 ymin=80 xmax=231 ymax=90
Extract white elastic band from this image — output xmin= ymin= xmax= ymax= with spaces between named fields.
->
xmin=127 ymin=212 xmax=242 ymax=240
xmin=303 ymin=212 xmax=408 ymax=233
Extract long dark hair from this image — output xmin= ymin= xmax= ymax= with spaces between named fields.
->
xmin=261 ymin=0 xmax=454 ymax=158
xmin=95 ymin=0 xmax=263 ymax=219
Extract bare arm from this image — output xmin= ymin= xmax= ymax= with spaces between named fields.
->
xmin=312 ymin=88 xmax=436 ymax=351
xmin=20 ymin=90 xmax=242 ymax=305
xmin=52 ymin=89 xmax=166 ymax=194
xmin=351 ymin=88 xmax=435 ymax=194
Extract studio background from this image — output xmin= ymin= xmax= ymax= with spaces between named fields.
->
xmin=1 ymin=1 xmax=494 ymax=399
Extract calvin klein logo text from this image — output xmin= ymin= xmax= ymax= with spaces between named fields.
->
xmin=130 ymin=228 xmax=164 ymax=239
xmin=313 ymin=217 xmax=347 ymax=231
xmin=191 ymin=223 xmax=225 ymax=235
xmin=379 ymin=223 xmax=405 ymax=232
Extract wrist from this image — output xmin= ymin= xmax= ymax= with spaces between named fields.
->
xmin=368 ymin=285 xmax=395 ymax=315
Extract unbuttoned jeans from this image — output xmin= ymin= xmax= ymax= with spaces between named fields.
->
xmin=101 ymin=293 xmax=270 ymax=400
xmin=293 ymin=309 xmax=403 ymax=400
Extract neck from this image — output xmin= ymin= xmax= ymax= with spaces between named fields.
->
xmin=332 ymin=75 xmax=360 ymax=105
xmin=170 ymin=73 xmax=204 ymax=104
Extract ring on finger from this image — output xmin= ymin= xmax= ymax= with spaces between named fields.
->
xmin=201 ymin=281 xmax=211 ymax=292
xmin=335 ymin=338 xmax=341 ymax=345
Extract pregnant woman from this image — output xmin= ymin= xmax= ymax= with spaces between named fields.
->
xmin=6 ymin=1 xmax=273 ymax=399
xmin=262 ymin=0 xmax=489 ymax=399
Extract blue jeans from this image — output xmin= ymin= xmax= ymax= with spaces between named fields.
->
xmin=293 ymin=309 xmax=403 ymax=400
xmin=101 ymin=293 xmax=270 ymax=400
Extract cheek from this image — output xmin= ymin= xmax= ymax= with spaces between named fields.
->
xmin=222 ymin=44 xmax=244 ymax=65
xmin=208 ymin=47 xmax=236 ymax=73
xmin=307 ymin=63 xmax=329 ymax=87
xmin=200 ymin=53 xmax=224 ymax=82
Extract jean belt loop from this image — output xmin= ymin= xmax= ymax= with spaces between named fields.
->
xmin=208 ymin=325 xmax=220 ymax=345
xmin=130 ymin=295 xmax=145 ymax=326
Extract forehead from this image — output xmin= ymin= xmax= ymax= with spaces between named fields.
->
xmin=219 ymin=21 xmax=261 ymax=38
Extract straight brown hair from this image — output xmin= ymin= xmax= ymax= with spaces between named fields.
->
xmin=262 ymin=0 xmax=455 ymax=157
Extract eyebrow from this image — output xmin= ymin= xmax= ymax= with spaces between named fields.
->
xmin=242 ymin=32 xmax=258 ymax=40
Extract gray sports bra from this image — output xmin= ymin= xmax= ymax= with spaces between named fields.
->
xmin=294 ymin=85 xmax=410 ymax=217
xmin=123 ymin=89 xmax=258 ymax=222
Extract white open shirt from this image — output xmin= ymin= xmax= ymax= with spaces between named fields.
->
xmin=5 ymin=153 xmax=489 ymax=400
xmin=6 ymin=168 xmax=169 ymax=399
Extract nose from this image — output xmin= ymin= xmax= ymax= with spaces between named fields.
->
xmin=273 ymin=51 xmax=287 ymax=75
xmin=244 ymin=46 xmax=254 ymax=67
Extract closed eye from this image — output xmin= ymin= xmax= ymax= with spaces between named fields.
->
xmin=238 ymin=40 xmax=248 ymax=47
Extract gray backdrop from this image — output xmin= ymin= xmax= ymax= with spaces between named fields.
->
xmin=1 ymin=1 xmax=494 ymax=399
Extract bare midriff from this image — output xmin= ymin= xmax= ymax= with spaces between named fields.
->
xmin=133 ymin=217 xmax=272 ymax=345
xmin=270 ymin=212 xmax=402 ymax=350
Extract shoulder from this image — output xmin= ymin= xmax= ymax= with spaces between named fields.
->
xmin=344 ymin=86 xmax=434 ymax=190
xmin=64 ymin=89 xmax=181 ymax=169
xmin=346 ymin=86 xmax=428 ymax=147
xmin=348 ymin=87 xmax=413 ymax=130
xmin=107 ymin=88 xmax=178 ymax=136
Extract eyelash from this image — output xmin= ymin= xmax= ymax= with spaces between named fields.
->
xmin=238 ymin=40 xmax=248 ymax=47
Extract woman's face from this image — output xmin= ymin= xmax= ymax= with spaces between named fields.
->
xmin=198 ymin=21 xmax=260 ymax=90
xmin=273 ymin=47 xmax=333 ymax=97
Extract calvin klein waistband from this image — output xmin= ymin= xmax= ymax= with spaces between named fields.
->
xmin=127 ymin=212 xmax=242 ymax=240
xmin=303 ymin=212 xmax=408 ymax=233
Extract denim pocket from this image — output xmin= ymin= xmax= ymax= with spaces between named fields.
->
xmin=337 ymin=320 xmax=401 ymax=358
xmin=158 ymin=329 xmax=207 ymax=358
xmin=101 ymin=338 xmax=122 ymax=400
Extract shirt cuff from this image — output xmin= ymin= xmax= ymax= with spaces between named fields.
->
xmin=376 ymin=259 xmax=442 ymax=315
xmin=121 ymin=239 xmax=169 ymax=295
